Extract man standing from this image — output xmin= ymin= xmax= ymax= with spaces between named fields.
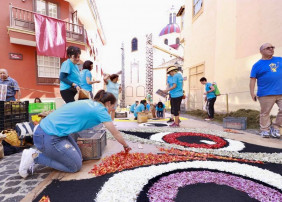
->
xmin=250 ymin=43 xmax=282 ymax=138
xmin=163 ymin=66 xmax=183 ymax=127
xmin=0 ymin=69 xmax=20 ymax=101
xmin=200 ymin=77 xmax=216 ymax=121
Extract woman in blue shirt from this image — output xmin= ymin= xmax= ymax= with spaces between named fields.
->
xmin=18 ymin=90 xmax=131 ymax=178
xmin=156 ymin=101 xmax=165 ymax=118
xmin=134 ymin=100 xmax=147 ymax=120
xmin=59 ymin=46 xmax=81 ymax=103
xmin=80 ymin=60 xmax=100 ymax=99
xmin=104 ymin=74 xmax=121 ymax=120
xmin=163 ymin=66 xmax=183 ymax=127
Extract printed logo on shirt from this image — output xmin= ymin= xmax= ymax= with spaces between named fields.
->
xmin=269 ymin=63 xmax=279 ymax=72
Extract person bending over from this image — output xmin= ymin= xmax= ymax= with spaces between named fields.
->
xmin=18 ymin=90 xmax=131 ymax=178
xmin=134 ymin=100 xmax=147 ymax=120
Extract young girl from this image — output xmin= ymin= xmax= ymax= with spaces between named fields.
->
xmin=156 ymin=101 xmax=165 ymax=118
xmin=18 ymin=90 xmax=131 ymax=178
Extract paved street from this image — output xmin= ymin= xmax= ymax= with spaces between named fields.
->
xmin=0 ymin=151 xmax=52 ymax=202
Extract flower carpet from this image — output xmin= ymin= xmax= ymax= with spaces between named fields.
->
xmin=34 ymin=128 xmax=282 ymax=202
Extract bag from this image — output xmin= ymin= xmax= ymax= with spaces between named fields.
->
xmin=213 ymin=83 xmax=221 ymax=96
xmin=137 ymin=112 xmax=148 ymax=123
xmin=15 ymin=122 xmax=34 ymax=140
xmin=78 ymin=89 xmax=90 ymax=100
xmin=2 ymin=129 xmax=21 ymax=147
xmin=146 ymin=112 xmax=153 ymax=119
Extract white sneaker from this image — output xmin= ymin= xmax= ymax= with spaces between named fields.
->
xmin=259 ymin=130 xmax=270 ymax=138
xmin=270 ymin=127 xmax=281 ymax=138
xmin=19 ymin=148 xmax=37 ymax=178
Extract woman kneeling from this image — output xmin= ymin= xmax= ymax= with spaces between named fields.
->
xmin=18 ymin=90 xmax=131 ymax=178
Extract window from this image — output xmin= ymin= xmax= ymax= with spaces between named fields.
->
xmin=164 ymin=39 xmax=168 ymax=45
xmin=193 ymin=0 xmax=203 ymax=17
xmin=131 ymin=38 xmax=138 ymax=52
xmin=35 ymin=0 xmax=58 ymax=18
xmin=37 ymin=55 xmax=60 ymax=78
xmin=176 ymin=38 xmax=180 ymax=44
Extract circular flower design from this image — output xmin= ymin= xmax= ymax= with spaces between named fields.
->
xmin=163 ymin=132 xmax=227 ymax=149
xmin=95 ymin=161 xmax=282 ymax=201
xmin=148 ymin=171 xmax=282 ymax=201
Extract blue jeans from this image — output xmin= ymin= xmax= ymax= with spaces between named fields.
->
xmin=33 ymin=126 xmax=82 ymax=173
xmin=157 ymin=111 xmax=163 ymax=118
xmin=6 ymin=97 xmax=16 ymax=101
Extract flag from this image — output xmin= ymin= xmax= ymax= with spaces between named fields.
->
xmin=34 ymin=14 xmax=66 ymax=58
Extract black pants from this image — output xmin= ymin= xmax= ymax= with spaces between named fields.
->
xmin=60 ymin=88 xmax=77 ymax=103
xmin=171 ymin=96 xmax=183 ymax=116
xmin=207 ymin=97 xmax=216 ymax=118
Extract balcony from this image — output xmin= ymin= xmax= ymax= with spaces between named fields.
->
xmin=8 ymin=5 xmax=86 ymax=46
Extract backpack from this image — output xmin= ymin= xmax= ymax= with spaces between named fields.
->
xmin=213 ymin=82 xmax=221 ymax=96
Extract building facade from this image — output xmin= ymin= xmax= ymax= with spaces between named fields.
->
xmin=178 ymin=0 xmax=282 ymax=112
xmin=123 ymin=6 xmax=183 ymax=106
xmin=1 ymin=0 xmax=105 ymax=102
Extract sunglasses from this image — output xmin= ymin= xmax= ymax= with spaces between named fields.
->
xmin=263 ymin=46 xmax=275 ymax=50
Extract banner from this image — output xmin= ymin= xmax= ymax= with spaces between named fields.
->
xmin=34 ymin=14 xmax=66 ymax=58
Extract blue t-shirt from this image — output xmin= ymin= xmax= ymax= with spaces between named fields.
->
xmin=130 ymin=103 xmax=136 ymax=112
xmin=60 ymin=59 xmax=81 ymax=90
xmin=170 ymin=73 xmax=183 ymax=98
xmin=106 ymin=80 xmax=120 ymax=99
xmin=0 ymin=77 xmax=20 ymax=97
xmin=156 ymin=103 xmax=165 ymax=111
xmin=40 ymin=100 xmax=111 ymax=137
xmin=167 ymin=75 xmax=173 ymax=96
xmin=206 ymin=83 xmax=216 ymax=99
xmin=250 ymin=56 xmax=282 ymax=97
xmin=134 ymin=104 xmax=145 ymax=117
xmin=146 ymin=103 xmax=150 ymax=111
xmin=80 ymin=69 xmax=92 ymax=91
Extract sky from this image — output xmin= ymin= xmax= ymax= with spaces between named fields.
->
xmin=95 ymin=0 xmax=184 ymax=74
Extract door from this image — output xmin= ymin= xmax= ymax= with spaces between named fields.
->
xmin=189 ymin=64 xmax=204 ymax=110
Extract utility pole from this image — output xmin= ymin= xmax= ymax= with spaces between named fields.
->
xmin=146 ymin=33 xmax=153 ymax=102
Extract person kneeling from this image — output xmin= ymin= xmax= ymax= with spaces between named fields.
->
xmin=18 ymin=90 xmax=131 ymax=178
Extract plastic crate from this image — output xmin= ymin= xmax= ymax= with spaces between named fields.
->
xmin=0 ymin=101 xmax=29 ymax=116
xmin=115 ymin=112 xmax=127 ymax=118
xmin=76 ymin=130 xmax=107 ymax=160
xmin=0 ymin=101 xmax=29 ymax=131
xmin=223 ymin=117 xmax=247 ymax=130
xmin=28 ymin=102 xmax=56 ymax=114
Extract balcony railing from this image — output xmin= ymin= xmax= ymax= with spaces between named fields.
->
xmin=9 ymin=5 xmax=85 ymax=43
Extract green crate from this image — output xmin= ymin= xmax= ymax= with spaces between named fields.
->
xmin=28 ymin=102 xmax=56 ymax=114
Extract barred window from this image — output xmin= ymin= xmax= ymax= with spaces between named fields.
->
xmin=37 ymin=55 xmax=60 ymax=78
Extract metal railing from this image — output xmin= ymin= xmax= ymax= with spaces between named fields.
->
xmin=9 ymin=5 xmax=85 ymax=42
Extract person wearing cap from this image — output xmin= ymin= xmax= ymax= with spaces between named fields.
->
xmin=163 ymin=66 xmax=183 ymax=127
